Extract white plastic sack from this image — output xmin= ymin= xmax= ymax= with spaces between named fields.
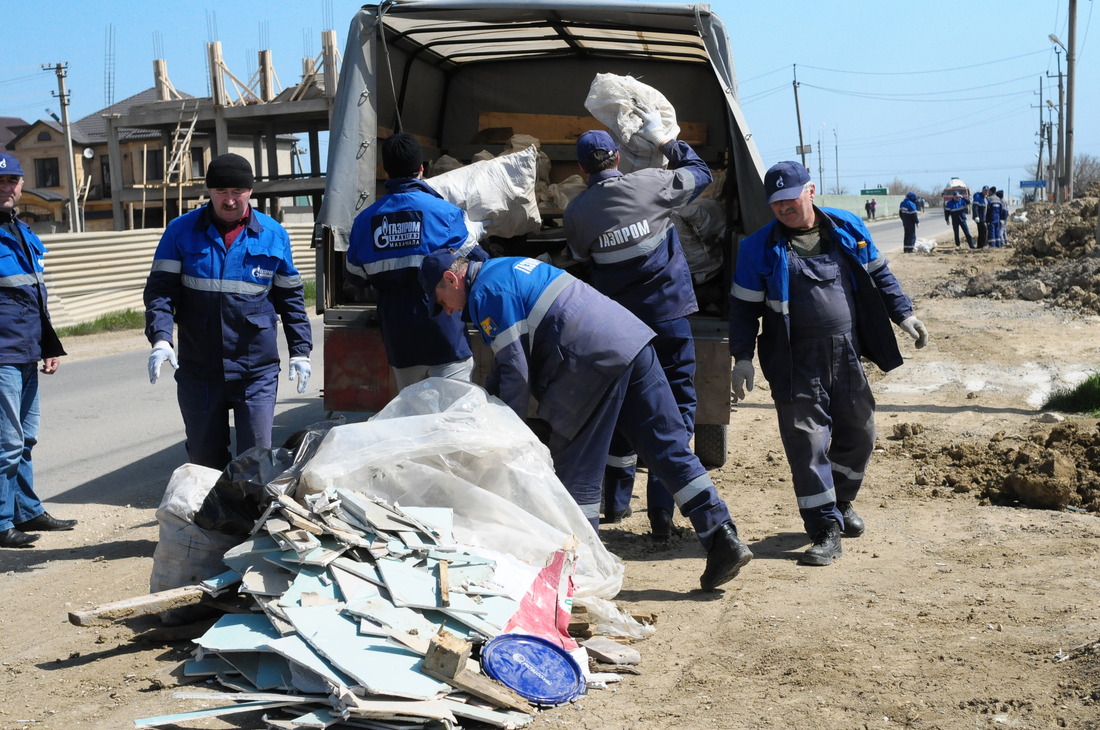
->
xmin=429 ymin=144 xmax=542 ymax=239
xmin=914 ymin=237 xmax=937 ymax=253
xmin=296 ymin=378 xmax=624 ymax=599
xmin=674 ymin=197 xmax=727 ymax=284
xmin=584 ymin=73 xmax=680 ymax=173
xmin=156 ymin=463 xmax=224 ymax=522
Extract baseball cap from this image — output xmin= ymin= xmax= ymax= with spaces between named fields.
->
xmin=764 ymin=161 xmax=811 ymax=204
xmin=576 ymin=130 xmax=618 ymax=165
xmin=0 ymin=153 xmax=24 ymax=177
xmin=418 ymin=247 xmax=462 ymax=314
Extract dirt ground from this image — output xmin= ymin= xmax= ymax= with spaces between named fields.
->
xmin=2 ymin=234 xmax=1100 ymax=729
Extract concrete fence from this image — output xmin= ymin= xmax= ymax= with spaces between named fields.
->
xmin=40 ymin=223 xmax=316 ymax=328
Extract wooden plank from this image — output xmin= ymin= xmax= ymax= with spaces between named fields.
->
xmin=477 ymin=111 xmax=706 ymax=146
xmin=421 ymin=631 xmax=533 ymax=714
xmin=67 ymin=585 xmax=205 ymax=626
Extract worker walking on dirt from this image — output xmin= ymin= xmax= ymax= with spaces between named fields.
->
xmin=0 ymin=153 xmax=76 ymax=548
xmin=899 ymin=192 xmax=920 ymax=253
xmin=345 ymin=133 xmax=485 ymax=392
xmin=144 ymin=154 xmax=313 ymax=471
xmin=972 ymin=186 xmax=989 ymax=248
xmin=419 ymin=248 xmax=753 ymax=591
xmin=564 ymin=108 xmax=711 ymax=542
xmin=944 ymin=190 xmax=975 ymax=249
xmin=727 ymin=161 xmax=928 ymax=566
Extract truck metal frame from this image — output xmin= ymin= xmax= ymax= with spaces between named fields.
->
xmin=316 ymin=0 xmax=770 ymax=467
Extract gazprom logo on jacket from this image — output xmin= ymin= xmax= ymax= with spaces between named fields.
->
xmin=479 ymin=316 xmax=499 ymax=338
xmin=372 ymin=211 xmax=423 ymax=250
xmin=597 ymin=218 xmax=650 ymax=249
xmin=251 ymin=266 xmax=275 ymax=280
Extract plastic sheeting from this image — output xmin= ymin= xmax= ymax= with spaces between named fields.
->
xmin=296 ymin=378 xmax=625 ymax=599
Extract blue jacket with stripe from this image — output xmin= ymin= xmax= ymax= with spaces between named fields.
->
xmin=346 ymin=178 xmax=480 ymax=368
xmin=143 ymin=206 xmax=312 ymax=380
xmin=0 ymin=215 xmax=65 ymax=363
xmin=564 ymin=140 xmax=710 ymax=324
xmin=465 ymin=257 xmax=655 ymax=440
xmin=728 ymin=206 xmax=912 ymax=398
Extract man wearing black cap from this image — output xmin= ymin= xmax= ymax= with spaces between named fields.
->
xmin=728 ymin=161 xmax=928 ymax=567
xmin=345 ymin=132 xmax=483 ymax=394
xmin=0 ymin=153 xmax=75 ymax=547
xmin=419 ymin=247 xmax=753 ymax=592
xmin=143 ymin=153 xmax=313 ymax=470
xmin=564 ymin=107 xmax=712 ymax=542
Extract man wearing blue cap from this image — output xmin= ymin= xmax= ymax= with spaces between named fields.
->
xmin=0 ymin=153 xmax=75 ymax=547
xmin=564 ymin=108 xmax=711 ymax=542
xmin=143 ymin=153 xmax=313 ymax=470
xmin=899 ymin=192 xmax=920 ymax=253
xmin=419 ymin=247 xmax=753 ymax=592
xmin=728 ymin=161 xmax=928 ymax=566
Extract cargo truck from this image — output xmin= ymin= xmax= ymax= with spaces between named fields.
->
xmin=315 ymin=0 xmax=771 ymax=467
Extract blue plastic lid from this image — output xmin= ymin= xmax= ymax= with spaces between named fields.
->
xmin=480 ymin=633 xmax=585 ymax=706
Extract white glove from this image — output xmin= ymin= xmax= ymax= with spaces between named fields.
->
xmin=289 ymin=356 xmax=312 ymax=394
xmin=148 ymin=340 xmax=177 ymax=384
xmin=636 ymin=102 xmax=667 ymax=146
xmin=730 ymin=359 xmax=755 ymax=401
xmin=900 ymin=316 xmax=929 ymax=349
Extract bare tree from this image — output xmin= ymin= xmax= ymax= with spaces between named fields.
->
xmin=1073 ymin=153 xmax=1100 ymax=193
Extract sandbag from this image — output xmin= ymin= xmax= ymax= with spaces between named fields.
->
xmin=429 ymin=144 xmax=542 ymax=239
xmin=584 ymin=73 xmax=680 ymax=173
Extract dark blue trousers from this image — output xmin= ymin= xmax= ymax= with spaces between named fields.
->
xmin=176 ymin=369 xmax=278 ymax=471
xmin=550 ymin=344 xmax=730 ymax=547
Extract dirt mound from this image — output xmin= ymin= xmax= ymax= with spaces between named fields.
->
xmin=895 ymin=419 xmax=1100 ymax=514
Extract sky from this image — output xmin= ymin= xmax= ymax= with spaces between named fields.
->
xmin=5 ymin=1 xmax=1095 ymax=196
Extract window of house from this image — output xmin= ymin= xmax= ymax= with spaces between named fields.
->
xmin=35 ymin=158 xmax=60 ymax=188
xmin=145 ymin=149 xmax=164 ymax=181
xmin=36 ymin=131 xmax=52 ymax=142
xmin=190 ymin=147 xmax=205 ymax=180
xmin=100 ymin=156 xmax=111 ymax=197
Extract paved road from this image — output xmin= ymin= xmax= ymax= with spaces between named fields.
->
xmin=865 ymin=210 xmax=951 ymax=253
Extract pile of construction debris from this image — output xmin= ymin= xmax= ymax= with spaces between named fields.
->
xmin=933 ymin=182 xmax=1100 ymax=313
xmin=70 ymin=380 xmax=651 ymax=730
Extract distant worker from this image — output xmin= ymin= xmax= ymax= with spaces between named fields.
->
xmin=986 ymin=188 xmax=1007 ymax=248
xmin=144 ymin=153 xmax=313 ymax=471
xmin=899 ymin=192 xmax=920 ymax=253
xmin=727 ymin=161 xmax=928 ymax=566
xmin=419 ymin=248 xmax=753 ymax=591
xmin=345 ymin=132 xmax=484 ymax=392
xmin=864 ymin=200 xmax=872 ymax=220
xmin=564 ymin=106 xmax=711 ymax=542
xmin=944 ymin=190 xmax=975 ymax=249
xmin=0 ymin=153 xmax=76 ymax=548
xmin=869 ymin=198 xmax=877 ymax=220
xmin=971 ymin=186 xmax=989 ymax=249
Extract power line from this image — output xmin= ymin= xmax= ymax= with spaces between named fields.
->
xmin=797 ymin=48 xmax=1049 ymax=76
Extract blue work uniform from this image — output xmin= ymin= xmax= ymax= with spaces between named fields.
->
xmin=464 ymin=256 xmax=732 ymax=545
xmin=144 ymin=205 xmax=312 ymax=470
xmin=728 ymin=207 xmax=913 ymax=535
xmin=899 ymin=194 xmax=920 ymax=252
xmin=0 ymin=213 xmax=65 ymax=532
xmin=565 ymin=139 xmax=711 ymax=521
xmin=346 ymin=178 xmax=481 ymax=372
xmin=986 ymin=195 xmax=1006 ymax=248
xmin=944 ymin=196 xmax=975 ymax=248
xmin=971 ymin=191 xmax=988 ymax=248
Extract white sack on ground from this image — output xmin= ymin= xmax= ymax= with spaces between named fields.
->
xmin=429 ymin=143 xmax=542 ymax=239
xmin=296 ymin=378 xmax=624 ymax=599
xmin=584 ymin=73 xmax=680 ymax=173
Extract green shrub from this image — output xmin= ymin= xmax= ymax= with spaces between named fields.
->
xmin=1043 ymin=372 xmax=1100 ymax=415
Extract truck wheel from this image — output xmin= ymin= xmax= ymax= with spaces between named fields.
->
xmin=694 ymin=424 xmax=729 ymax=468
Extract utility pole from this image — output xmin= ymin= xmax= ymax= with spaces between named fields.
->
xmin=833 ymin=127 xmax=839 ymax=195
xmin=1034 ymin=76 xmax=1044 ymax=185
xmin=43 ymin=63 xmax=81 ymax=233
xmin=792 ymin=65 xmax=808 ymax=169
xmin=1058 ymin=0 xmax=1077 ymax=199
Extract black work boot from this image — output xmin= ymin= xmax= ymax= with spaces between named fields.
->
xmin=649 ymin=509 xmax=673 ymax=544
xmin=700 ymin=523 xmax=753 ymax=591
xmin=837 ymin=501 xmax=865 ymax=537
xmin=599 ymin=505 xmax=632 ymax=524
xmin=800 ymin=521 xmax=843 ymax=566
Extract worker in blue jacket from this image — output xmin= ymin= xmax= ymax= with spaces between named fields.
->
xmin=971 ymin=186 xmax=989 ymax=248
xmin=564 ymin=111 xmax=710 ymax=541
xmin=728 ymin=161 xmax=928 ymax=567
xmin=144 ymin=154 xmax=313 ymax=471
xmin=419 ymin=248 xmax=752 ymax=591
xmin=899 ymin=192 xmax=920 ymax=252
xmin=986 ymin=188 xmax=1007 ymax=248
xmin=346 ymin=133 xmax=483 ymax=392
xmin=944 ymin=190 xmax=975 ymax=249
xmin=0 ymin=153 xmax=76 ymax=548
